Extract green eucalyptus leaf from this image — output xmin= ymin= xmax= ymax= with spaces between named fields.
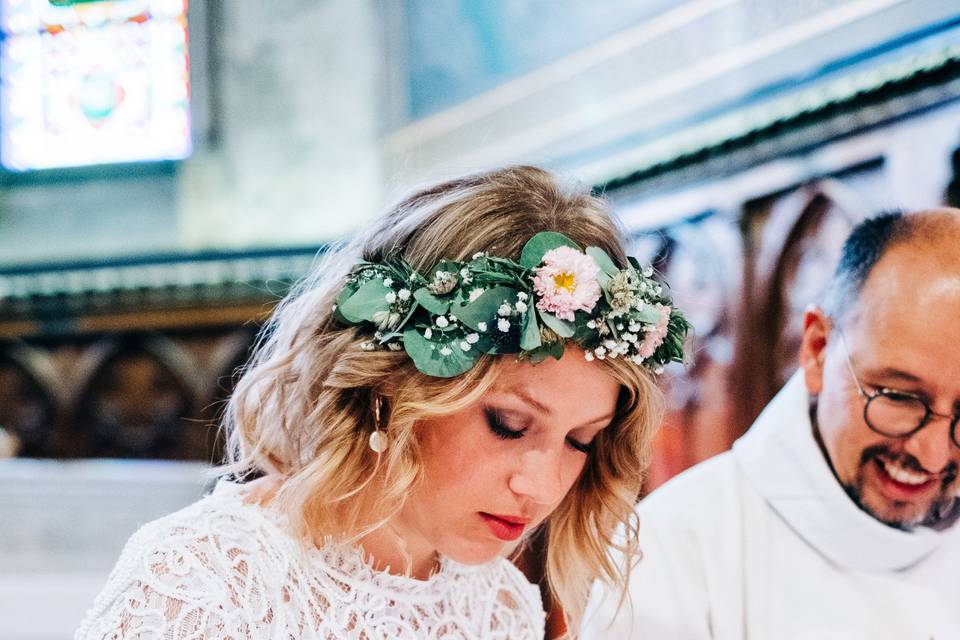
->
xmin=519 ymin=231 xmax=580 ymax=269
xmin=454 ymin=286 xmax=516 ymax=331
xmin=528 ymin=340 xmax=565 ymax=363
xmin=538 ymin=309 xmax=575 ymax=338
xmin=572 ymin=310 xmax=598 ymax=343
xmin=402 ymin=326 xmax=477 ymax=378
xmin=519 ymin=308 xmax=542 ymax=351
xmin=634 ymin=303 xmax=664 ymax=324
xmin=337 ymin=279 xmax=393 ymax=323
xmin=586 ymin=246 xmax=618 ymax=277
xmin=413 ymin=287 xmax=450 ymax=315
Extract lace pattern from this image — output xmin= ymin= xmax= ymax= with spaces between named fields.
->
xmin=75 ymin=482 xmax=545 ymax=639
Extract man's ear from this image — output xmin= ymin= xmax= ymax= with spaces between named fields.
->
xmin=800 ymin=305 xmax=831 ymax=395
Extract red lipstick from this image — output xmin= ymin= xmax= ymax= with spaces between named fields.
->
xmin=479 ymin=513 xmax=528 ymax=541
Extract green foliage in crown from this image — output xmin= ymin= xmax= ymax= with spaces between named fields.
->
xmin=334 ymin=232 xmax=691 ymax=378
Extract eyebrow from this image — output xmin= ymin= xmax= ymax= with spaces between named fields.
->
xmin=865 ymin=367 xmax=924 ymax=385
xmin=499 ymin=387 xmax=617 ymax=427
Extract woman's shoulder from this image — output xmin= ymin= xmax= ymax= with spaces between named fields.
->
xmin=76 ymin=480 xmax=297 ymax=638
xmin=125 ymin=480 xmax=291 ymax=561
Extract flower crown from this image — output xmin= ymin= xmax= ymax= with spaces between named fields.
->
xmin=333 ymin=231 xmax=690 ymax=378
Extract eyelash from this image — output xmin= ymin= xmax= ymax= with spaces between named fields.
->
xmin=484 ymin=409 xmax=594 ymax=454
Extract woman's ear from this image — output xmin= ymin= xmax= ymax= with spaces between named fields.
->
xmin=799 ymin=305 xmax=831 ymax=395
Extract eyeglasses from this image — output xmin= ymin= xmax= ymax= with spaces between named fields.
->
xmin=835 ymin=330 xmax=960 ymax=449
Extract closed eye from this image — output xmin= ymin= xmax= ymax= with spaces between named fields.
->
xmin=880 ymin=388 xmax=924 ymax=403
xmin=485 ymin=408 xmax=526 ymax=440
xmin=566 ymin=437 xmax=593 ymax=454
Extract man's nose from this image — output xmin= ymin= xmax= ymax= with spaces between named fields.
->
xmin=904 ymin=415 xmax=955 ymax=473
xmin=507 ymin=446 xmax=567 ymax=506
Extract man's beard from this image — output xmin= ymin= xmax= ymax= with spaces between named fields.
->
xmin=843 ymin=445 xmax=960 ymax=531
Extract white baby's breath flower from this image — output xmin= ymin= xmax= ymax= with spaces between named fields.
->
xmin=586 ymin=319 xmax=597 ymax=329
xmin=397 ymin=288 xmax=411 ymax=301
xmin=477 ymin=321 xmax=488 ymax=332
xmin=594 ymin=346 xmax=607 ymax=359
xmin=439 ymin=346 xmax=453 ymax=356
xmin=515 ymin=301 xmax=528 ymax=313
xmin=584 ymin=351 xmax=595 ymax=362
xmin=497 ymin=303 xmax=512 ymax=317
xmin=517 ymin=292 xmax=528 ymax=302
xmin=360 ymin=341 xmax=375 ymax=351
xmin=604 ymin=339 xmax=617 ymax=349
xmin=628 ymin=323 xmax=641 ymax=332
xmin=459 ymin=341 xmax=471 ymax=351
xmin=383 ymin=277 xmax=394 ymax=287
xmin=435 ymin=316 xmax=449 ymax=328
xmin=497 ymin=318 xmax=511 ymax=332
xmin=472 ymin=252 xmax=485 ymax=259
xmin=460 ymin=268 xmax=470 ymax=278
xmin=449 ymin=315 xmax=457 ymax=322
xmin=466 ymin=333 xmax=479 ymax=344
xmin=616 ymin=323 xmax=625 ymax=331
xmin=424 ymin=328 xmax=433 ymax=339
xmin=387 ymin=342 xmax=402 ymax=351
xmin=642 ymin=266 xmax=654 ymax=277
xmin=632 ymin=354 xmax=645 ymax=365
xmin=384 ymin=292 xmax=397 ymax=304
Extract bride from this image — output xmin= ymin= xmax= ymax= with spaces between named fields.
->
xmin=76 ymin=165 xmax=688 ymax=639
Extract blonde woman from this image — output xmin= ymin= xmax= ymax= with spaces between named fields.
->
xmin=76 ymin=166 xmax=689 ymax=639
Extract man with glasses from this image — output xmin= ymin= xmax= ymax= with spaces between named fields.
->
xmin=582 ymin=209 xmax=960 ymax=639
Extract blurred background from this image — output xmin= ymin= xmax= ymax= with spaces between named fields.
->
xmin=1 ymin=0 xmax=959 ymax=637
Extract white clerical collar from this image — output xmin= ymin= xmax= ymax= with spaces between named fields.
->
xmin=733 ymin=371 xmax=957 ymax=571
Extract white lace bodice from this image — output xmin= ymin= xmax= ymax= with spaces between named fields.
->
xmin=75 ymin=481 xmax=545 ymax=639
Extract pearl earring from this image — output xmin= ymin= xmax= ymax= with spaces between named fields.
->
xmin=369 ymin=430 xmax=388 ymax=453
xmin=369 ymin=396 xmax=388 ymax=453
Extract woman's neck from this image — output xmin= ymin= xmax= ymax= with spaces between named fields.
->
xmin=359 ymin=520 xmax=441 ymax=580
xmin=247 ymin=473 xmax=440 ymax=580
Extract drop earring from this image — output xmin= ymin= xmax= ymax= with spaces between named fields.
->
xmin=369 ymin=396 xmax=388 ymax=453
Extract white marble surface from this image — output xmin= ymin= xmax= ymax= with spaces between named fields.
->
xmin=0 ymin=459 xmax=212 ymax=640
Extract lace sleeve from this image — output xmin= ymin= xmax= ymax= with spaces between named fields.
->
xmin=75 ymin=510 xmax=276 ymax=640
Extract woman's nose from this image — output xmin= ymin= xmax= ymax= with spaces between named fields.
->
xmin=507 ymin=446 xmax=567 ymax=506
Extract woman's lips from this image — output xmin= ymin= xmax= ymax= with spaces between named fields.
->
xmin=479 ymin=513 xmax=528 ymax=541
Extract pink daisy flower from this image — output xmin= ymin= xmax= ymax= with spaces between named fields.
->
xmin=532 ymin=246 xmax=602 ymax=321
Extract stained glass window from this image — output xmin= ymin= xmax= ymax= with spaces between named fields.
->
xmin=0 ymin=0 xmax=191 ymax=171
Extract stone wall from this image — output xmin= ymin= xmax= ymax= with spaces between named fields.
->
xmin=0 ymin=0 xmax=384 ymax=265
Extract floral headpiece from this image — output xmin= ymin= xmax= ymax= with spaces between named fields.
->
xmin=333 ymin=232 xmax=690 ymax=378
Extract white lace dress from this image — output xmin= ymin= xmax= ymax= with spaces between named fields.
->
xmin=75 ymin=481 xmax=545 ymax=639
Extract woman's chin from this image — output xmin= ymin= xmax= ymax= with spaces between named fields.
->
xmin=440 ymin=539 xmax=509 ymax=566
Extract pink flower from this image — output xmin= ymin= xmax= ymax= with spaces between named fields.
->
xmin=637 ymin=304 xmax=671 ymax=359
xmin=532 ymin=246 xmax=602 ymax=321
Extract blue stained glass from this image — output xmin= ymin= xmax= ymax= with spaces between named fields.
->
xmin=0 ymin=0 xmax=192 ymax=171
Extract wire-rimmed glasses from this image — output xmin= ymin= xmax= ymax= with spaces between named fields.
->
xmin=835 ymin=330 xmax=960 ymax=449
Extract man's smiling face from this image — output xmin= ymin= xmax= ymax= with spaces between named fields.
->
xmin=802 ymin=241 xmax=960 ymax=530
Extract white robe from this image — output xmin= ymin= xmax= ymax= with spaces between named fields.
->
xmin=581 ymin=372 xmax=960 ymax=640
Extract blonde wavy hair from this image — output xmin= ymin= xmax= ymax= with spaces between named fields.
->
xmin=222 ymin=165 xmax=663 ymax=633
